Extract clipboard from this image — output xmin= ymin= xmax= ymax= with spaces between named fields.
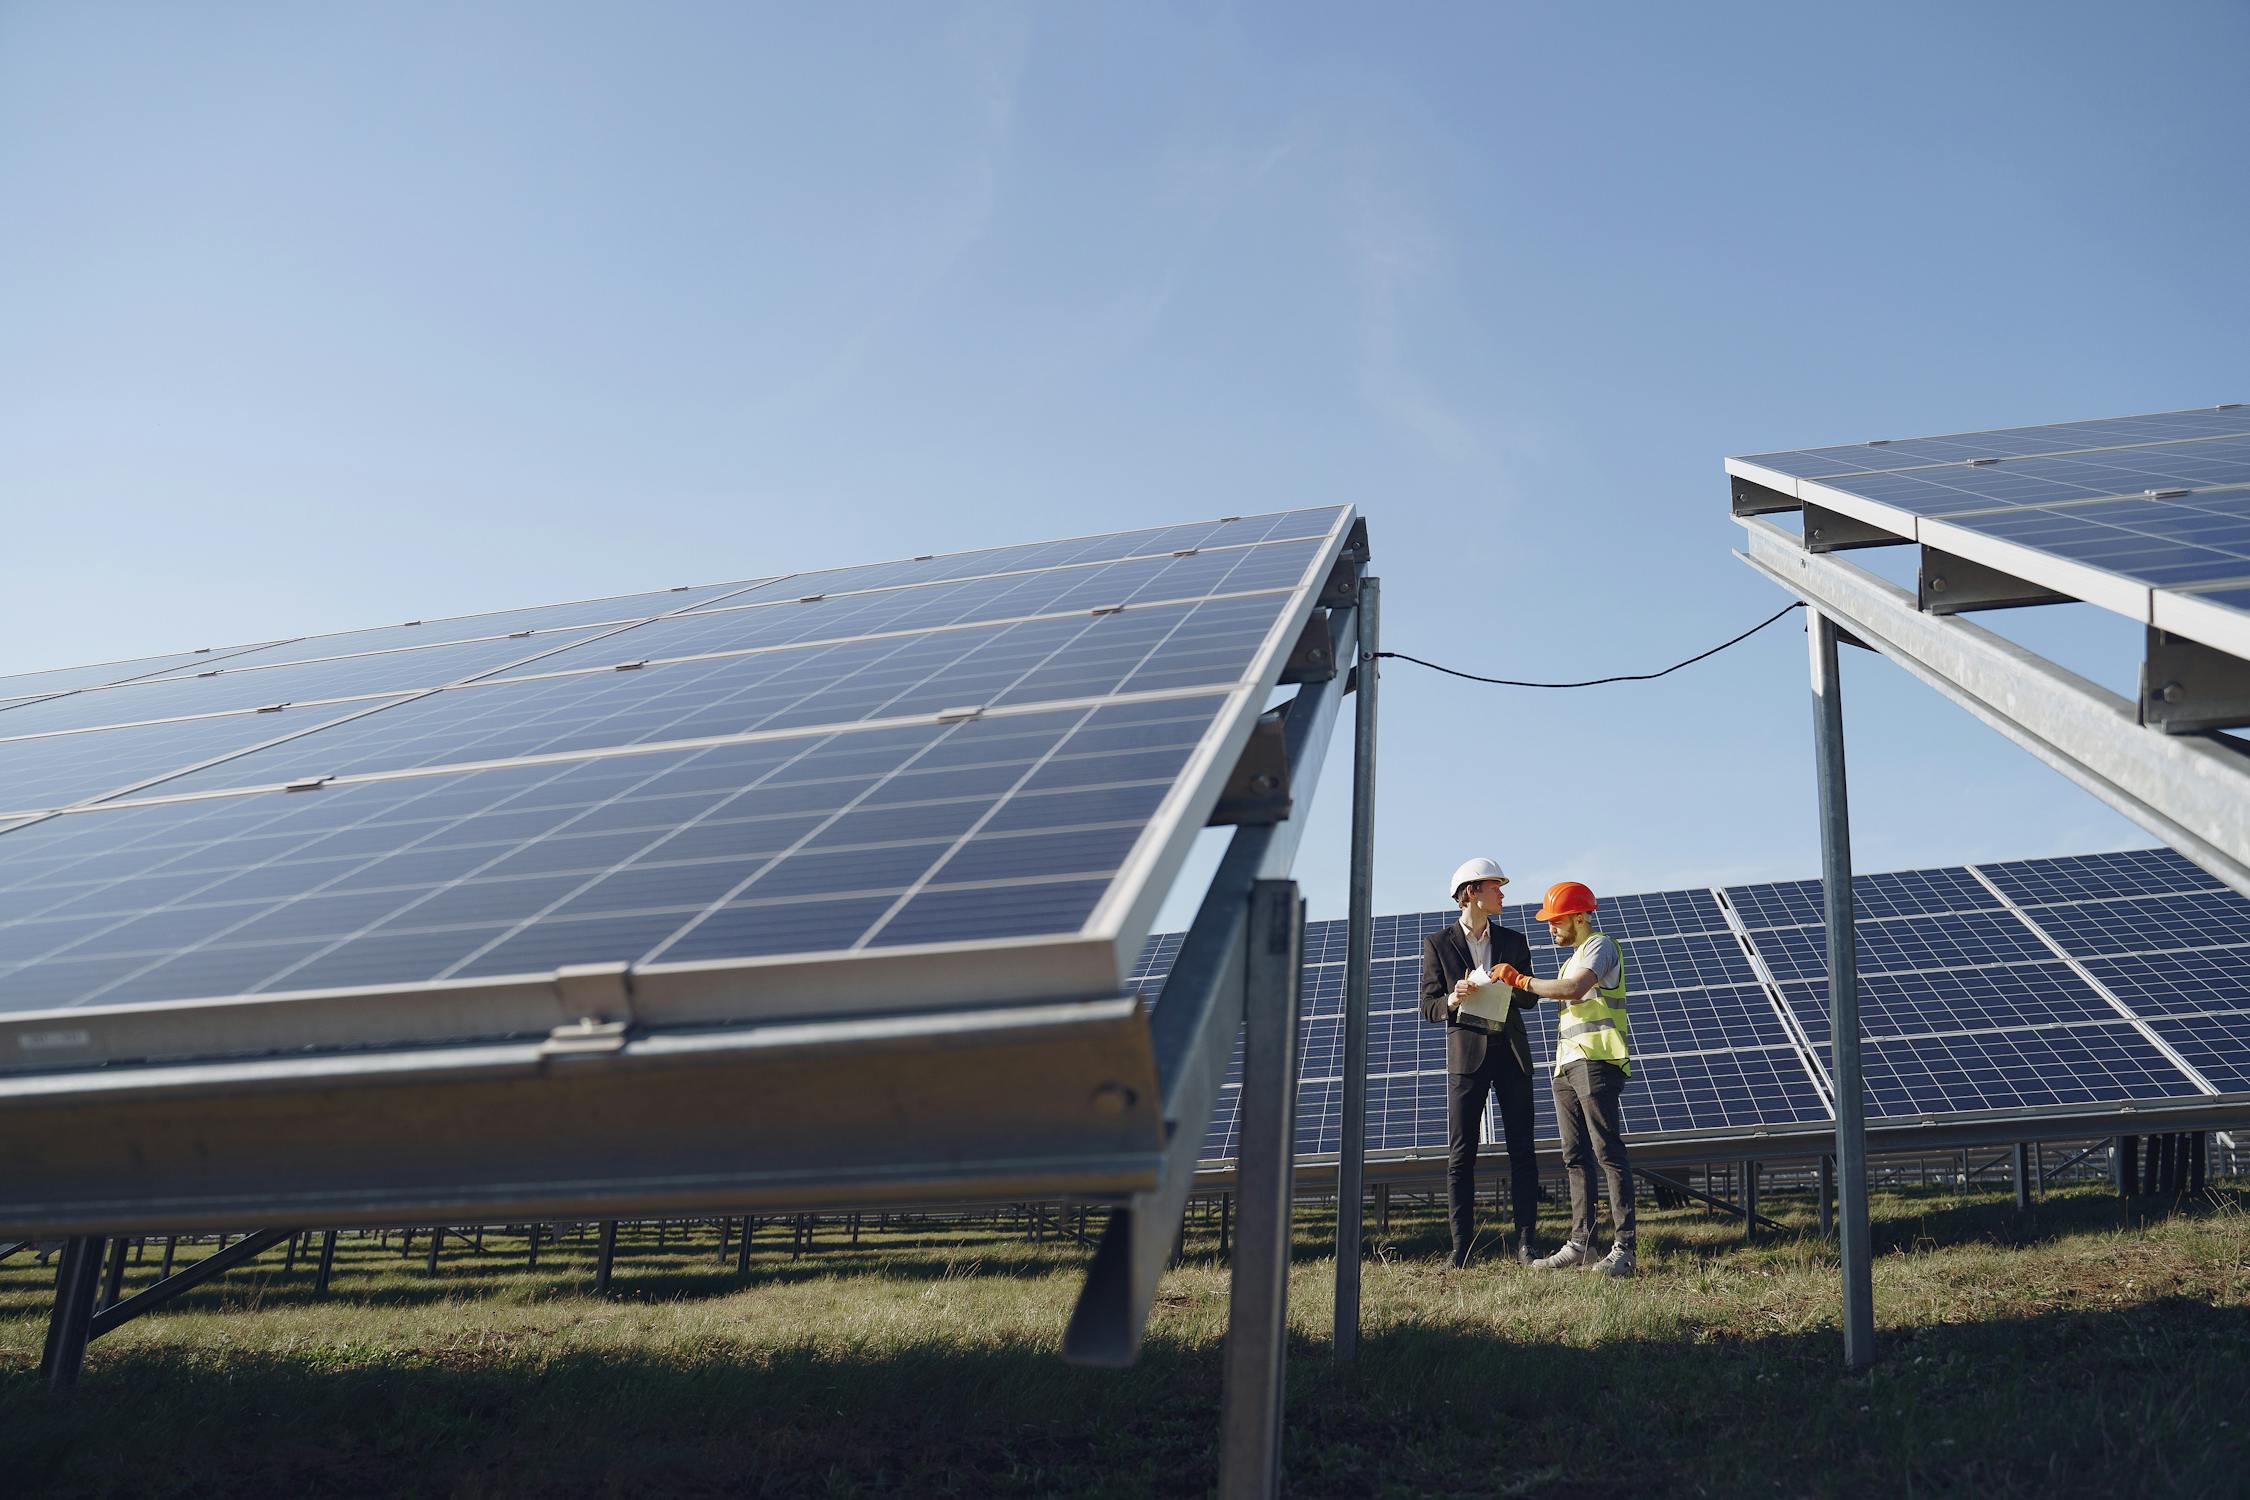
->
xmin=1455 ymin=967 xmax=1515 ymax=1034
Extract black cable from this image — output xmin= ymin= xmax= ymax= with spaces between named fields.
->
xmin=1372 ymin=601 xmax=1805 ymax=689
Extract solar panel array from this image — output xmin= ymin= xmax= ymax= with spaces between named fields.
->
xmin=1728 ymin=405 xmax=2250 ymax=658
xmin=1131 ymin=847 xmax=2250 ymax=1163
xmin=0 ymin=509 xmax=1356 ymax=1065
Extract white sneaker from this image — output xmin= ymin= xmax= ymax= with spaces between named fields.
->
xmin=1534 ymin=1242 xmax=1589 ymax=1270
xmin=1595 ymin=1246 xmax=1635 ymax=1278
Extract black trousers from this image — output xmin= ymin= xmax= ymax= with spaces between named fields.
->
xmin=1446 ymin=1049 xmax=1541 ymax=1261
xmin=1553 ymin=1059 xmax=1635 ymax=1252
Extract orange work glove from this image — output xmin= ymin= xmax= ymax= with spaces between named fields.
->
xmin=1494 ymin=962 xmax=1529 ymax=991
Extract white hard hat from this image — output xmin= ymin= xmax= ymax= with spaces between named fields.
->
xmin=1449 ymin=857 xmax=1509 ymax=899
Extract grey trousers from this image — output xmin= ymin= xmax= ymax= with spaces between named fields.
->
xmin=1553 ymin=1059 xmax=1635 ymax=1252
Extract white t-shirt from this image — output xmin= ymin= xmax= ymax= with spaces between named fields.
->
xmin=1560 ymin=933 xmax=1622 ymax=995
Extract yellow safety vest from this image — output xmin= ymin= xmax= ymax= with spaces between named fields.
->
xmin=1552 ymin=930 xmax=1630 ymax=1076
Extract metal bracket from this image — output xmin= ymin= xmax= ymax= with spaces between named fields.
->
xmin=1803 ymin=502 xmax=1905 ymax=554
xmin=1919 ymin=547 xmax=2070 ymax=614
xmin=1317 ymin=552 xmax=1363 ymax=608
xmin=1276 ymin=609 xmax=1337 ymax=684
xmin=2142 ymin=628 xmax=2250 ymax=734
xmin=1731 ymin=475 xmax=1798 ymax=517
xmin=1208 ymin=709 xmax=1292 ymax=826
xmin=543 ymin=963 xmax=635 ymax=1057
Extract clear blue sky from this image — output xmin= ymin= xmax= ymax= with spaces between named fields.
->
xmin=4 ymin=2 xmax=2245 ymax=929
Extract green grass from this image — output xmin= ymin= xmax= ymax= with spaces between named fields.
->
xmin=4 ymin=1183 xmax=2246 ymax=1497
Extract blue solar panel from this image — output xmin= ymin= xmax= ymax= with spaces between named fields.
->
xmin=0 ymin=693 xmax=1221 ymax=1015
xmin=502 ymin=542 xmax=1328 ymax=679
xmin=130 ymin=580 xmax=779 ymax=679
xmin=2146 ymin=1012 xmax=2250 ymax=1094
xmin=1980 ymin=847 xmax=2223 ymax=905
xmin=0 ymin=643 xmax=278 ymax=701
xmin=2012 ymin=889 xmax=2250 ymax=958
xmin=1855 ymin=1023 xmax=2195 ymax=1118
xmin=1778 ymin=966 xmax=2122 ymax=1050
xmin=2075 ymin=955 xmax=2250 ymax=1020
xmin=113 ymin=600 xmax=1285 ymax=802
xmin=0 ymin=630 xmax=615 ymax=736
xmin=1735 ymin=407 xmax=2250 ymax=479
xmin=0 ymin=703 xmax=396 ymax=817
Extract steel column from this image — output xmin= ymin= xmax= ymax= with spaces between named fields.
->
xmin=39 ymin=1236 xmax=103 ymax=1394
xmin=316 ymin=1230 xmax=338 ymax=1295
xmin=1818 ymin=1154 xmax=1835 ymax=1237
xmin=2014 ymin=1143 xmax=2032 ymax=1211
xmin=1743 ymin=1161 xmax=1759 ymax=1238
xmin=1811 ymin=611 xmax=1875 ymax=1372
xmin=595 ymin=1220 xmax=618 ymax=1293
xmin=1334 ymin=576 xmax=1379 ymax=1365
xmin=1219 ymin=880 xmax=1304 ymax=1500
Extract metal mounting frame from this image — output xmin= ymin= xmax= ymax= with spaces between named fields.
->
xmin=1738 ymin=517 xmax=2250 ymax=898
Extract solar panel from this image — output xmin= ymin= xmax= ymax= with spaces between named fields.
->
xmin=1147 ymin=847 xmax=2250 ymax=1165
xmin=0 ymin=508 xmax=1356 ymax=1072
xmin=1728 ymin=404 xmax=2250 ymax=663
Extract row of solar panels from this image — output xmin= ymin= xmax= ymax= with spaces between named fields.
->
xmin=0 ymin=510 xmax=1356 ymax=1060
xmin=1728 ymin=404 xmax=2250 ymax=661
xmin=1127 ymin=846 xmax=2250 ymax=1161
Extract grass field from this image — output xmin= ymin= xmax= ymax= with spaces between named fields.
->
xmin=4 ymin=1181 xmax=2246 ymax=1498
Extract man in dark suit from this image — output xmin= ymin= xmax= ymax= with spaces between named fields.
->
xmin=1420 ymin=857 xmax=1543 ymax=1267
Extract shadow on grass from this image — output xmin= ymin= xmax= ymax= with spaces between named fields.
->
xmin=5 ymin=1294 xmax=2248 ymax=1499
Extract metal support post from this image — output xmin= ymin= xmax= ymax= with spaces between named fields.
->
xmin=1811 ymin=611 xmax=1875 ymax=1372
xmin=718 ymin=1217 xmax=732 ymax=1264
xmin=316 ymin=1230 xmax=338 ymax=1295
xmin=736 ymin=1217 xmax=753 ymax=1275
xmin=1219 ymin=880 xmax=1304 ymax=1500
xmin=161 ymin=1236 xmax=177 ymax=1279
xmin=525 ymin=1224 xmax=540 ymax=1270
xmin=426 ymin=1227 xmax=442 ymax=1275
xmin=1334 ymin=577 xmax=1378 ymax=1365
xmin=40 ymin=1237 xmax=104 ymax=1394
xmin=1818 ymin=1155 xmax=1835 ymax=1237
xmin=2190 ymin=1133 xmax=2208 ymax=1193
xmin=98 ymin=1237 xmax=128 ymax=1312
xmin=1219 ymin=1194 xmax=1231 ymax=1259
xmin=1744 ymin=1161 xmax=1759 ymax=1238
xmin=2117 ymin=1136 xmax=2139 ymax=1196
xmin=595 ymin=1220 xmax=618 ymax=1293
xmin=2014 ymin=1143 xmax=2032 ymax=1211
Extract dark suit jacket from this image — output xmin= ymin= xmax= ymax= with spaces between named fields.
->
xmin=1420 ymin=918 xmax=1540 ymax=1077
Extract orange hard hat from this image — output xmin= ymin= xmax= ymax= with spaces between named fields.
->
xmin=1534 ymin=881 xmax=1597 ymax=921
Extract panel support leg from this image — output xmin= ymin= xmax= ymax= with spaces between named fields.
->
xmin=39 ymin=1237 xmax=103 ymax=1395
xmin=1220 ymin=879 xmax=1304 ymax=1499
xmin=595 ymin=1220 xmax=618 ymax=1294
xmin=316 ymin=1230 xmax=339 ymax=1296
xmin=1818 ymin=1154 xmax=1836 ymax=1238
xmin=1743 ymin=1161 xmax=1759 ymax=1239
xmin=2117 ymin=1135 xmax=2140 ymax=1197
xmin=1811 ymin=611 xmax=1874 ymax=1372
xmin=1334 ymin=577 xmax=1378 ymax=1365
xmin=736 ymin=1217 xmax=753 ymax=1275
xmin=2014 ymin=1143 xmax=2032 ymax=1213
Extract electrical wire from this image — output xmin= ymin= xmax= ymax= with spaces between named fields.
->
xmin=1371 ymin=601 xmax=1805 ymax=689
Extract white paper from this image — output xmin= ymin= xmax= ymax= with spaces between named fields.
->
xmin=1458 ymin=968 xmax=1513 ymax=1029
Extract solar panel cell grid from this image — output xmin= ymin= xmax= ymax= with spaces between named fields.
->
xmin=1981 ymin=848 xmax=2224 ymax=905
xmin=0 ymin=631 xmax=616 ymax=737
xmin=0 ymin=698 xmax=1214 ymax=1014
xmin=0 ymin=704 xmax=402 ymax=817
xmin=132 ymin=581 xmax=778 ymax=679
xmin=2017 ymin=890 xmax=2250 ymax=958
xmin=1735 ymin=408 xmax=2250 ymax=479
xmin=2146 ymin=1013 xmax=2250 ymax=1094
xmin=1856 ymin=1023 xmax=2192 ymax=1119
xmin=1779 ymin=965 xmax=2120 ymax=1049
xmin=2077 ymin=954 xmax=2250 ymax=1019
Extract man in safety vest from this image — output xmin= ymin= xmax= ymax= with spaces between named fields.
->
xmin=1419 ymin=857 xmax=1545 ymax=1268
xmin=1494 ymin=880 xmax=1636 ymax=1277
